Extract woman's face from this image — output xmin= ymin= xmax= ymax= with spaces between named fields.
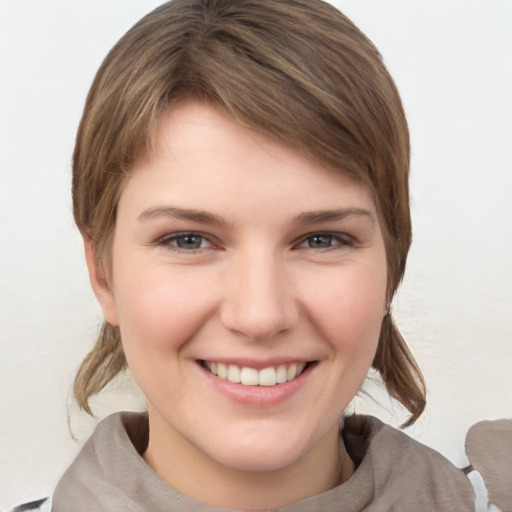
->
xmin=91 ymin=101 xmax=387 ymax=473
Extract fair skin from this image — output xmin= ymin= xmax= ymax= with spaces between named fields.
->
xmin=85 ymin=101 xmax=388 ymax=509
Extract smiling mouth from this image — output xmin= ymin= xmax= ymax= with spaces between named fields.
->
xmin=199 ymin=361 xmax=313 ymax=387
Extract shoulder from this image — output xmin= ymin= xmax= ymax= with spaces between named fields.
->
xmin=343 ymin=415 xmax=475 ymax=511
xmin=342 ymin=415 xmax=512 ymax=512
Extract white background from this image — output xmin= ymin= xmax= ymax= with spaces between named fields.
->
xmin=1 ymin=0 xmax=511 ymax=509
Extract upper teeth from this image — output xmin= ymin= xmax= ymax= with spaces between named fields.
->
xmin=205 ymin=362 xmax=307 ymax=386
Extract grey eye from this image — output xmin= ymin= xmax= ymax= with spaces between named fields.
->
xmin=307 ymin=234 xmax=334 ymax=248
xmin=174 ymin=234 xmax=205 ymax=249
xmin=298 ymin=233 xmax=353 ymax=250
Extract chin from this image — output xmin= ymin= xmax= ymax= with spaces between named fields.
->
xmin=215 ymin=445 xmax=302 ymax=473
xmin=201 ymin=424 xmax=316 ymax=473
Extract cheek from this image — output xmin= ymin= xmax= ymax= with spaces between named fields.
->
xmin=299 ymin=262 xmax=386 ymax=355
xmin=112 ymin=260 xmax=217 ymax=357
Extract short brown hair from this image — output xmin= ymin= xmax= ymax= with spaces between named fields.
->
xmin=73 ymin=0 xmax=425 ymax=425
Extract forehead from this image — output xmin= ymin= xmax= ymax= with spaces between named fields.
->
xmin=130 ymin=102 xmax=373 ymax=206
xmin=117 ymin=101 xmax=378 ymax=226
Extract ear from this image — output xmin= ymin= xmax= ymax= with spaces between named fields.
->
xmin=82 ymin=234 xmax=119 ymax=327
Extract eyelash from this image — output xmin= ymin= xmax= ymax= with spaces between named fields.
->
xmin=296 ymin=232 xmax=354 ymax=250
xmin=155 ymin=231 xmax=354 ymax=253
xmin=156 ymin=232 xmax=215 ymax=252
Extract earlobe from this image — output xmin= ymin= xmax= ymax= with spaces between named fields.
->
xmin=82 ymin=234 xmax=119 ymax=327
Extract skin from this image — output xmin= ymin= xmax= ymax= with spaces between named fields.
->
xmin=85 ymin=101 xmax=388 ymax=509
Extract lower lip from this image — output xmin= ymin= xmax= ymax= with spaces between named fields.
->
xmin=197 ymin=362 xmax=314 ymax=407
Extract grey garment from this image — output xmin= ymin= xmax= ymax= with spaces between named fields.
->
xmin=52 ymin=412 xmax=474 ymax=512
xmin=465 ymin=419 xmax=512 ymax=511
xmin=10 ymin=498 xmax=51 ymax=512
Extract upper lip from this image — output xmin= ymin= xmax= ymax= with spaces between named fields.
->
xmin=197 ymin=358 xmax=316 ymax=370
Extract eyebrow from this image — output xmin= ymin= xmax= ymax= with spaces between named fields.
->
xmin=292 ymin=208 xmax=375 ymax=225
xmin=138 ymin=206 xmax=374 ymax=226
xmin=138 ymin=206 xmax=228 ymax=226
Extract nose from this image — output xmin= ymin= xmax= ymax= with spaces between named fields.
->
xmin=220 ymin=250 xmax=299 ymax=341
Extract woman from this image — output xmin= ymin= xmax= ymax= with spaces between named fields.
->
xmin=10 ymin=0 xmax=510 ymax=510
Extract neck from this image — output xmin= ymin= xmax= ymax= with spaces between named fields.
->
xmin=143 ymin=408 xmax=354 ymax=509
